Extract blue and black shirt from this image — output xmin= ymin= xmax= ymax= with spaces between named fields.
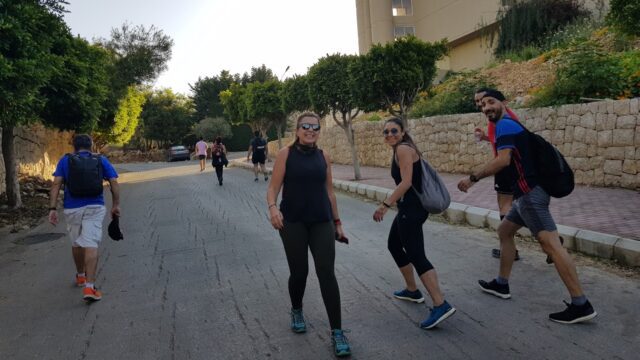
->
xmin=495 ymin=115 xmax=538 ymax=198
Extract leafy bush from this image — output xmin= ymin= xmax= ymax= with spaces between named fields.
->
xmin=410 ymin=72 xmax=495 ymax=118
xmin=531 ymin=41 xmax=625 ymax=106
xmin=606 ymin=0 xmax=640 ymax=36
xmin=494 ymin=0 xmax=589 ymax=57
xmin=193 ymin=117 xmax=233 ymax=141
xmin=499 ymin=46 xmax=544 ymax=62
xmin=541 ymin=17 xmax=602 ymax=51
xmin=619 ymin=50 xmax=640 ymax=97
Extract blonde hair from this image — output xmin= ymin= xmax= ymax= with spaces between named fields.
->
xmin=289 ymin=112 xmax=322 ymax=147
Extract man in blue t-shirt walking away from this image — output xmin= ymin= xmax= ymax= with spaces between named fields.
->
xmin=48 ymin=134 xmax=120 ymax=303
xmin=247 ymin=130 xmax=269 ymax=182
xmin=457 ymin=89 xmax=597 ymax=324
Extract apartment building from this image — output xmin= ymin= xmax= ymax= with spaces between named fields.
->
xmin=355 ymin=0 xmax=609 ymax=73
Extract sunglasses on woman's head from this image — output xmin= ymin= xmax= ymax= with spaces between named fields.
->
xmin=299 ymin=123 xmax=321 ymax=131
xmin=383 ymin=128 xmax=400 ymax=136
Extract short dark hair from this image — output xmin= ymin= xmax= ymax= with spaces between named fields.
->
xmin=481 ymin=89 xmax=506 ymax=102
xmin=73 ymin=134 xmax=92 ymax=151
xmin=475 ymin=87 xmax=493 ymax=95
xmin=254 ymin=131 xmax=260 ymax=137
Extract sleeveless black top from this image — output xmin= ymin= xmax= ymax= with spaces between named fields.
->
xmin=391 ymin=151 xmax=423 ymax=210
xmin=280 ymin=146 xmax=333 ymax=223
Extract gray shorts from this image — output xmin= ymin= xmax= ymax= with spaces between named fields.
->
xmin=506 ymin=186 xmax=557 ymax=237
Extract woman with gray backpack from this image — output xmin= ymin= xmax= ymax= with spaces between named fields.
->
xmin=372 ymin=117 xmax=456 ymax=330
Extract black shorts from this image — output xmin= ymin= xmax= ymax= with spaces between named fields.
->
xmin=198 ymin=155 xmax=206 ymax=160
xmin=252 ymin=153 xmax=266 ymax=164
xmin=494 ymin=168 xmax=514 ymax=195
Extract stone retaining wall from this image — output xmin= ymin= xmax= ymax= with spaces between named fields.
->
xmin=0 ymin=123 xmax=74 ymax=194
xmin=272 ymin=99 xmax=640 ymax=189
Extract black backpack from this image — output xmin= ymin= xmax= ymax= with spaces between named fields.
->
xmin=66 ymin=153 xmax=104 ymax=197
xmin=527 ymin=131 xmax=574 ymax=198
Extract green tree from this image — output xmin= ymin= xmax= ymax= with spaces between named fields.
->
xmin=189 ymin=70 xmax=238 ymax=120
xmin=39 ymin=35 xmax=111 ymax=132
xmin=193 ymin=117 xmax=232 ymax=141
xmin=351 ymin=35 xmax=448 ymax=128
xmin=94 ymin=23 xmax=173 ymax=148
xmin=281 ymin=74 xmax=311 ymax=118
xmin=606 ymin=0 xmax=640 ymax=36
xmin=308 ymin=54 xmax=363 ymax=180
xmin=220 ymin=83 xmax=248 ymax=126
xmin=140 ymin=89 xmax=194 ymax=148
xmin=240 ymin=64 xmax=277 ymax=85
xmin=0 ymin=0 xmax=69 ymax=208
xmin=245 ymin=80 xmax=284 ymax=147
xmin=109 ymin=86 xmax=146 ymax=145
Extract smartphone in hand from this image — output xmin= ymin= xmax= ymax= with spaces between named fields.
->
xmin=335 ymin=232 xmax=349 ymax=244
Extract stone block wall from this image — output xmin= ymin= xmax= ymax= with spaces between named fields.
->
xmin=0 ymin=123 xmax=74 ymax=194
xmin=285 ymin=99 xmax=639 ymax=190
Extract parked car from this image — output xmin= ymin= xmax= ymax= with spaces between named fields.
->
xmin=167 ymin=145 xmax=191 ymax=162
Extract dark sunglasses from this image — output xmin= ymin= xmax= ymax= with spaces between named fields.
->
xmin=299 ymin=123 xmax=321 ymax=131
xmin=382 ymin=128 xmax=400 ymax=136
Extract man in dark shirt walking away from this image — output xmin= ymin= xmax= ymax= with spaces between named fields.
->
xmin=247 ymin=131 xmax=269 ymax=182
xmin=457 ymin=90 xmax=597 ymax=324
xmin=48 ymin=134 xmax=120 ymax=303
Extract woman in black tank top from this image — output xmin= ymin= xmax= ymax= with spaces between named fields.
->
xmin=266 ymin=112 xmax=351 ymax=356
xmin=373 ymin=117 xmax=456 ymax=330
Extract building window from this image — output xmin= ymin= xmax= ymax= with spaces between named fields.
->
xmin=392 ymin=0 xmax=413 ymax=16
xmin=394 ymin=26 xmax=415 ymax=39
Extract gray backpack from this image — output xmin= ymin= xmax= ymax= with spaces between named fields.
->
xmin=413 ymin=157 xmax=451 ymax=214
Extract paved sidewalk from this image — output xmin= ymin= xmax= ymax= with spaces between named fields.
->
xmin=237 ymin=159 xmax=639 ymax=240
xmin=332 ymin=164 xmax=640 ymax=240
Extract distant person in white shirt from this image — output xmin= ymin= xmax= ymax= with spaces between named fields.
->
xmin=195 ymin=137 xmax=209 ymax=172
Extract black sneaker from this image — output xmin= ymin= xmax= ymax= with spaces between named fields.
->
xmin=546 ymin=237 xmax=565 ymax=264
xmin=492 ymin=249 xmax=521 ymax=261
xmin=478 ymin=279 xmax=511 ymax=299
xmin=549 ymin=300 xmax=597 ymax=324
xmin=254 ymin=178 xmax=258 ymax=182
xmin=264 ymin=176 xmax=269 ymax=181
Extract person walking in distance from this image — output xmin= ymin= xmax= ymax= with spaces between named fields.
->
xmin=267 ymin=112 xmax=351 ymax=357
xmin=195 ymin=137 xmax=208 ymax=172
xmin=211 ymin=136 xmax=227 ymax=186
xmin=247 ymin=131 xmax=269 ymax=182
xmin=48 ymin=134 xmax=120 ymax=302
xmin=473 ymin=88 xmax=522 ymax=261
xmin=458 ymin=89 xmax=597 ymax=324
xmin=373 ymin=118 xmax=456 ymax=330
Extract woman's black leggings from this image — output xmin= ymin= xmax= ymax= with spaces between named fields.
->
xmin=213 ymin=165 xmax=223 ymax=182
xmin=387 ymin=208 xmax=434 ymax=276
xmin=279 ymin=220 xmax=341 ymax=329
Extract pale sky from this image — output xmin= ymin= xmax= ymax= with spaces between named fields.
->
xmin=63 ymin=0 xmax=360 ymax=95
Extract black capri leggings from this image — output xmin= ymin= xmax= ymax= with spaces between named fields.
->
xmin=279 ymin=220 xmax=341 ymax=329
xmin=387 ymin=208 xmax=434 ymax=276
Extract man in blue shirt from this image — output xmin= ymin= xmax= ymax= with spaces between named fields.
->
xmin=48 ymin=134 xmax=120 ymax=302
xmin=457 ymin=89 xmax=597 ymax=324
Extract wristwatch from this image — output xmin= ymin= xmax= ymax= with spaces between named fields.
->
xmin=469 ymin=174 xmax=479 ymax=183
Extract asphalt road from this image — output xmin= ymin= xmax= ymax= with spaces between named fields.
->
xmin=0 ymin=160 xmax=638 ymax=359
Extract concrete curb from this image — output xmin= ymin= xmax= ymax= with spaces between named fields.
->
xmin=230 ymin=159 xmax=639 ymax=266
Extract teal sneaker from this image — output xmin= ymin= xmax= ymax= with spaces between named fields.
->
xmin=420 ymin=300 xmax=456 ymax=329
xmin=290 ymin=308 xmax=306 ymax=333
xmin=331 ymin=329 xmax=351 ymax=357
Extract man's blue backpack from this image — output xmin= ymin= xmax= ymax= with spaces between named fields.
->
xmin=66 ymin=153 xmax=104 ymax=197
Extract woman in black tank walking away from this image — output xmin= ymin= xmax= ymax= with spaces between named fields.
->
xmin=211 ymin=136 xmax=227 ymax=186
xmin=267 ymin=112 xmax=351 ymax=357
xmin=373 ymin=117 xmax=456 ymax=329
